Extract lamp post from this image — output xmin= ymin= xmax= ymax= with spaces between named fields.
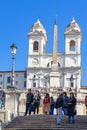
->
xmin=10 ymin=43 xmax=17 ymax=89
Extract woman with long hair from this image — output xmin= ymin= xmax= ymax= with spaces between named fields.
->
xmin=67 ymin=92 xmax=76 ymax=124
xmin=43 ymin=93 xmax=50 ymax=114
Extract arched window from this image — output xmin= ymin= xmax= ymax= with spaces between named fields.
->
xmin=33 ymin=41 xmax=39 ymax=52
xmin=47 ymin=61 xmax=61 ymax=68
xmin=70 ymin=40 xmax=75 ymax=51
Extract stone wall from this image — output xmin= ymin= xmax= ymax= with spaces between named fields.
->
xmin=0 ymin=87 xmax=87 ymax=123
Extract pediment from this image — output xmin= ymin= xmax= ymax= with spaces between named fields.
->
xmin=29 ymin=30 xmax=43 ymax=36
xmin=65 ymin=29 xmax=80 ymax=35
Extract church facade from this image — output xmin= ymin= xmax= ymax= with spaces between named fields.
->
xmin=0 ymin=18 xmax=82 ymax=91
xmin=1 ymin=19 xmax=87 ymax=123
xmin=27 ymin=18 xmax=82 ymax=91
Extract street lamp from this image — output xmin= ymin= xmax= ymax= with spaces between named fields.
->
xmin=10 ymin=43 xmax=17 ymax=89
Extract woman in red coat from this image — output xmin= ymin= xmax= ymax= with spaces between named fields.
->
xmin=43 ymin=93 xmax=50 ymax=114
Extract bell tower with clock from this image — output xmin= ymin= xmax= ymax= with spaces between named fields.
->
xmin=27 ymin=19 xmax=47 ymax=68
xmin=64 ymin=18 xmax=82 ymax=90
xmin=26 ymin=19 xmax=47 ymax=88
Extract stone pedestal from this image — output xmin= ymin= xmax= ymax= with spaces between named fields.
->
xmin=0 ymin=110 xmax=6 ymax=122
xmin=50 ymin=72 xmax=60 ymax=87
xmin=5 ymin=90 xmax=20 ymax=121
xmin=19 ymin=92 xmax=26 ymax=115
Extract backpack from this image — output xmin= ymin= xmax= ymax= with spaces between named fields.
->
xmin=43 ymin=98 xmax=49 ymax=103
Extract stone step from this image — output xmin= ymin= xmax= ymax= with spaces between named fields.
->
xmin=3 ymin=115 xmax=87 ymax=130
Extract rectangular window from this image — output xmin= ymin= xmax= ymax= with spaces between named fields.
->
xmin=24 ymin=72 xmax=26 ymax=78
xmin=24 ymin=81 xmax=26 ymax=88
xmin=7 ymin=77 xmax=11 ymax=83
xmin=0 ymin=75 xmax=2 ymax=77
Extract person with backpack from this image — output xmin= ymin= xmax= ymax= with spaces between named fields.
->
xmin=43 ymin=93 xmax=50 ymax=114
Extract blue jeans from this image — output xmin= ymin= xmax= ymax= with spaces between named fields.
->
xmin=35 ymin=102 xmax=40 ymax=114
xmin=57 ymin=108 xmax=63 ymax=124
xmin=49 ymin=106 xmax=54 ymax=115
xmin=0 ymin=100 xmax=2 ymax=109
xmin=68 ymin=115 xmax=75 ymax=124
xmin=25 ymin=103 xmax=32 ymax=115
xmin=63 ymin=108 xmax=68 ymax=115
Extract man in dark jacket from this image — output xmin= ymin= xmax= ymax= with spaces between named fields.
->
xmin=24 ymin=89 xmax=34 ymax=115
xmin=56 ymin=93 xmax=63 ymax=125
xmin=62 ymin=92 xmax=68 ymax=115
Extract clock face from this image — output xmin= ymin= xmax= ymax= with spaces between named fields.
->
xmin=67 ymin=57 xmax=76 ymax=66
xmin=32 ymin=58 xmax=39 ymax=65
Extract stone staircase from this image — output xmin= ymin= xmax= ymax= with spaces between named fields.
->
xmin=3 ymin=115 xmax=87 ymax=130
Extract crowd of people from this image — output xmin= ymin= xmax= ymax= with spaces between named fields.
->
xmin=24 ymin=89 xmax=55 ymax=116
xmin=56 ymin=92 xmax=76 ymax=125
xmin=24 ymin=89 xmax=41 ymax=116
xmin=24 ymin=88 xmax=77 ymax=125
xmin=0 ymin=86 xmax=77 ymax=125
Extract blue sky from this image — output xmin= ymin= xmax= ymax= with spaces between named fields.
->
xmin=0 ymin=0 xmax=87 ymax=86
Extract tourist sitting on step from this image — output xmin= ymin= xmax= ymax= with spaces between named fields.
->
xmin=49 ymin=96 xmax=55 ymax=115
xmin=55 ymin=93 xmax=63 ymax=125
xmin=67 ymin=92 xmax=76 ymax=124
xmin=43 ymin=93 xmax=50 ymax=114
xmin=0 ymin=86 xmax=5 ymax=109
xmin=24 ymin=89 xmax=34 ymax=116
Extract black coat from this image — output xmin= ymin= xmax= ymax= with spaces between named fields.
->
xmin=26 ymin=93 xmax=34 ymax=103
xmin=55 ymin=95 xmax=63 ymax=109
xmin=67 ymin=97 xmax=76 ymax=116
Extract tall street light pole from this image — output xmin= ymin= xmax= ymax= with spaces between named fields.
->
xmin=10 ymin=43 xmax=17 ymax=89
